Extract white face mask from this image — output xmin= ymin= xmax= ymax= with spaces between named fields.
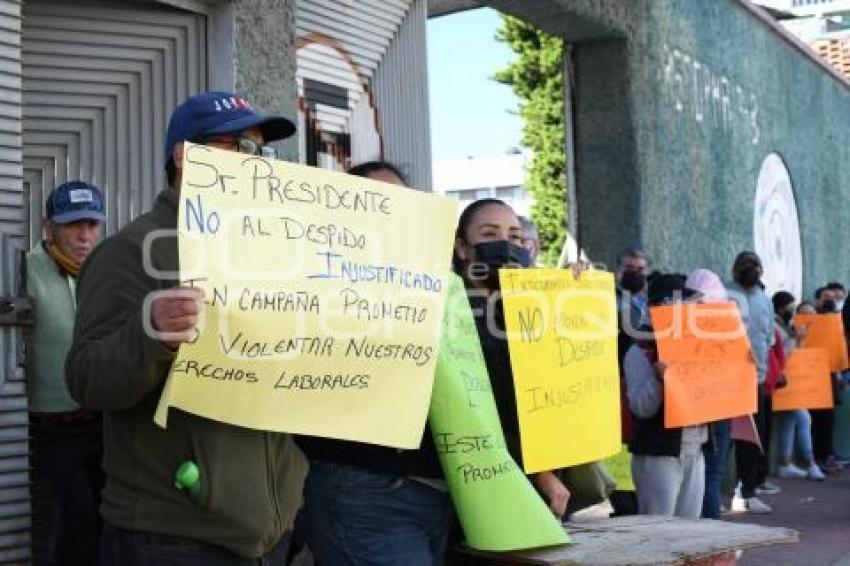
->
xmin=837 ymin=300 xmax=845 ymax=312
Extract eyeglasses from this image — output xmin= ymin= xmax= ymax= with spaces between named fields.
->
xmin=199 ymin=136 xmax=277 ymax=158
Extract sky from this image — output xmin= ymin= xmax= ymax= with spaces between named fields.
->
xmin=427 ymin=8 xmax=523 ymax=163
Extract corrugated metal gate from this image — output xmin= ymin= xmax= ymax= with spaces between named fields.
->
xmin=0 ymin=1 xmax=26 ymax=563
xmin=4 ymin=1 xmax=209 ymax=563
xmin=22 ymin=0 xmax=208 ymax=243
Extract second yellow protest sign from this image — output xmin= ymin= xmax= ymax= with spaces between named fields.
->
xmin=154 ymin=144 xmax=457 ymax=448
xmin=499 ymin=268 xmax=621 ymax=474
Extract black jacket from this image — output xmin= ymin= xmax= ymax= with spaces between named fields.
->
xmin=628 ymin=402 xmax=684 ymax=457
xmin=296 ymin=427 xmax=443 ymax=478
xmin=467 ymin=292 xmax=524 ymax=467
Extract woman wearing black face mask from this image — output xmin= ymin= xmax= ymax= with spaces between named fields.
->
xmin=452 ymin=199 xmax=532 ymax=291
xmin=451 ymin=199 xmax=570 ymax=520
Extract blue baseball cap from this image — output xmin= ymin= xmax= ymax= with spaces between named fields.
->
xmin=46 ymin=181 xmax=106 ymax=224
xmin=164 ymin=91 xmax=296 ymax=162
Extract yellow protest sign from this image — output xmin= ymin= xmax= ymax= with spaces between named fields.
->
xmin=499 ymin=268 xmax=621 ymax=473
xmin=154 ymin=144 xmax=457 ymax=448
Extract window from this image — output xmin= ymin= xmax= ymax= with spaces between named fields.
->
xmin=496 ymin=186 xmax=518 ymax=199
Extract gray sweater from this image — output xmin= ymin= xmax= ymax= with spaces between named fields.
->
xmin=624 ymin=345 xmax=708 ymax=444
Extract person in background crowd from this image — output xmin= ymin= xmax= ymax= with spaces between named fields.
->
xmin=66 ymin=91 xmax=307 ymax=565
xmin=772 ymin=292 xmax=826 ymax=481
xmin=611 ymin=247 xmax=653 ymax=517
xmin=626 ymin=274 xmax=708 ymax=518
xmin=678 ymin=269 xmax=734 ymax=520
xmin=825 ymin=282 xmax=846 ymax=312
xmin=616 ymin=247 xmax=652 ymax=346
xmin=824 ymin=282 xmax=850 ymax=466
xmin=811 ymin=284 xmax=846 ymax=471
xmin=518 ymin=215 xmax=540 ymax=265
xmin=28 ymin=181 xmax=105 ymax=566
xmin=797 ymin=301 xmax=817 ymax=315
xmin=728 ymin=252 xmax=776 ymax=514
xmin=814 ymin=285 xmax=842 ymax=314
xmin=296 ymin=161 xmax=452 ymax=566
xmin=813 ymin=287 xmax=827 ymax=312
xmin=452 ymin=198 xmax=570 ymax=519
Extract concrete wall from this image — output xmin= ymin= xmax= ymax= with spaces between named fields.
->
xmin=234 ymin=0 xmax=299 ymax=161
xmin=487 ymin=0 xmax=850 ymax=297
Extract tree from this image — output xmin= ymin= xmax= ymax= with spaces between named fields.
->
xmin=494 ymin=15 xmax=566 ymax=267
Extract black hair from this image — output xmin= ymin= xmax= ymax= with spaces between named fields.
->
xmin=733 ymin=251 xmax=761 ymax=269
xmin=825 ymin=281 xmax=846 ymax=292
xmin=772 ymin=291 xmax=795 ymax=313
xmin=797 ymin=300 xmax=816 ymax=313
xmin=451 ymin=198 xmax=510 ymax=275
xmin=617 ymin=246 xmax=652 ymax=268
xmin=166 ymin=158 xmax=177 ymax=189
xmin=814 ymin=286 xmax=827 ymax=300
xmin=347 ymin=160 xmax=408 ymax=185
xmin=647 ymin=273 xmax=689 ymax=306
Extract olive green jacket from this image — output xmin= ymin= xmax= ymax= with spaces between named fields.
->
xmin=66 ymin=187 xmax=307 ymax=557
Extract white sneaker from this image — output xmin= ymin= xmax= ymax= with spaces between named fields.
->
xmin=755 ymin=481 xmax=781 ymax=495
xmin=745 ymin=496 xmax=773 ymax=514
xmin=730 ymin=494 xmax=748 ymax=513
xmin=777 ymin=463 xmax=808 ymax=479
xmin=807 ymin=463 xmax=826 ymax=481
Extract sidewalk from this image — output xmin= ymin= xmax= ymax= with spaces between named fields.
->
xmin=726 ymin=467 xmax=850 ymax=565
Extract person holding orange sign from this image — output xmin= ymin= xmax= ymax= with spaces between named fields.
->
xmin=772 ymin=292 xmax=825 ymax=481
xmin=681 ymin=269 xmax=736 ymax=520
xmin=625 ymin=274 xmax=709 ymax=519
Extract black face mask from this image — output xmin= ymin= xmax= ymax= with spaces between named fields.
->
xmin=821 ymin=299 xmax=837 ymax=314
xmin=781 ymin=309 xmax=794 ymax=325
xmin=735 ymin=267 xmax=761 ymax=288
xmin=469 ymin=240 xmax=532 ymax=290
xmin=620 ymin=271 xmax=646 ymax=294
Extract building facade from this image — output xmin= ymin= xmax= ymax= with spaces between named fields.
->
xmin=295 ymin=0 xmax=432 ymax=189
xmin=432 ymin=151 xmax=533 ymax=217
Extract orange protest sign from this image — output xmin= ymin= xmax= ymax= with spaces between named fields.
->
xmin=650 ymin=302 xmax=758 ymax=428
xmin=793 ymin=314 xmax=848 ymax=372
xmin=772 ymin=348 xmax=834 ymax=411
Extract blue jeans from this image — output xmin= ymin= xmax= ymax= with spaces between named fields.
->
xmin=778 ymin=409 xmax=814 ymax=463
xmin=702 ymin=419 xmax=731 ymax=519
xmin=101 ymin=523 xmax=290 ymax=566
xmin=298 ymin=460 xmax=453 ymax=566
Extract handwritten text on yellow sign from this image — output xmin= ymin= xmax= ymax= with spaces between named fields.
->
xmin=499 ymin=269 xmax=621 ymax=473
xmin=155 ymin=144 xmax=457 ymax=448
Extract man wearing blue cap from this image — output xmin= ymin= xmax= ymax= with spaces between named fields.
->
xmin=28 ymin=180 xmax=105 ymax=566
xmin=66 ymin=92 xmax=307 ymax=564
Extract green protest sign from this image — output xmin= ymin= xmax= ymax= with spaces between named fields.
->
xmin=429 ymin=275 xmax=569 ymax=551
